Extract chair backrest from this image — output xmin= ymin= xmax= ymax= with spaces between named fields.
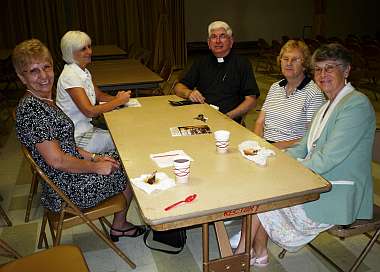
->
xmin=127 ymin=43 xmax=138 ymax=58
xmin=133 ymin=47 xmax=152 ymax=66
xmin=159 ymin=60 xmax=173 ymax=82
xmin=0 ymin=243 xmax=89 ymax=272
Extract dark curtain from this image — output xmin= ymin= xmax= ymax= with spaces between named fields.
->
xmin=153 ymin=0 xmax=186 ymax=71
xmin=0 ymin=0 xmax=66 ymax=56
xmin=0 ymin=0 xmax=186 ymax=68
xmin=313 ymin=0 xmax=326 ymax=37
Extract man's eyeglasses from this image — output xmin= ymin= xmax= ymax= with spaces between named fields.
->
xmin=23 ymin=64 xmax=53 ymax=78
xmin=280 ymin=57 xmax=303 ymax=65
xmin=313 ymin=63 xmax=343 ymax=74
xmin=209 ymin=34 xmax=229 ymax=42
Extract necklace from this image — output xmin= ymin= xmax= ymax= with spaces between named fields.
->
xmin=27 ymin=90 xmax=53 ymax=103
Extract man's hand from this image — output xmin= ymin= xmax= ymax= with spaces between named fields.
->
xmin=188 ymin=90 xmax=205 ymax=103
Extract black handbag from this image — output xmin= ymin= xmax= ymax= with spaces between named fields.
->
xmin=143 ymin=227 xmax=187 ymax=254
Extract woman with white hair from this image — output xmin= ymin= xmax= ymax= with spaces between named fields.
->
xmin=56 ymin=30 xmax=131 ymax=153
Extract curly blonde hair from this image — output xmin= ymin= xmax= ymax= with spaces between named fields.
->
xmin=12 ymin=39 xmax=53 ymax=75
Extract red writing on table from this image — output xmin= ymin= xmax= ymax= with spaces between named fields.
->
xmin=224 ymin=206 xmax=259 ymax=217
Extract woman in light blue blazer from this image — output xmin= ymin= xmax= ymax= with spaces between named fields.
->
xmin=234 ymin=44 xmax=376 ymax=267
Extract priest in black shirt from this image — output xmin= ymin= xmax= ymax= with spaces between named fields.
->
xmin=174 ymin=20 xmax=260 ymax=123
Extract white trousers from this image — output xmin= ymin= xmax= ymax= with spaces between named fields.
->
xmin=76 ymin=127 xmax=115 ymax=153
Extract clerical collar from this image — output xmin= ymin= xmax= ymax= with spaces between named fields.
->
xmin=213 ymin=51 xmax=232 ymax=63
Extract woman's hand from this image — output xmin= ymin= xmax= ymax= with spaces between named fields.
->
xmin=116 ymin=90 xmax=131 ymax=104
xmin=94 ymin=156 xmax=120 ymax=175
xmin=94 ymin=155 xmax=120 ymax=165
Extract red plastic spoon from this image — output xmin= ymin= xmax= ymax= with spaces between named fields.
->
xmin=164 ymin=194 xmax=197 ymax=211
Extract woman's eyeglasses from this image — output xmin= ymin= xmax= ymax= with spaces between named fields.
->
xmin=23 ymin=64 xmax=53 ymax=78
xmin=280 ymin=57 xmax=303 ymax=65
xmin=313 ymin=63 xmax=343 ymax=74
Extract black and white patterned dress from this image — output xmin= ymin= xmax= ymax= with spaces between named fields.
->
xmin=15 ymin=95 xmax=127 ymax=212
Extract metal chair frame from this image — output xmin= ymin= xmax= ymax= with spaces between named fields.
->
xmin=0 ymin=239 xmax=21 ymax=259
xmin=278 ymin=204 xmax=380 ymax=272
xmin=0 ymin=194 xmax=12 ymax=227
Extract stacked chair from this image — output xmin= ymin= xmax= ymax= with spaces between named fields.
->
xmin=136 ymin=58 xmax=174 ymax=97
xmin=0 ymin=194 xmax=12 ymax=227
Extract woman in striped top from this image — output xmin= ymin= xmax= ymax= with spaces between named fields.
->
xmin=254 ymin=40 xmax=325 ymax=149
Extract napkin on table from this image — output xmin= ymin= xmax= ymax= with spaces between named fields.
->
xmin=99 ymin=98 xmax=141 ymax=108
xmin=238 ymin=140 xmax=275 ymax=166
xmin=150 ymin=150 xmax=193 ymax=168
xmin=131 ymin=172 xmax=175 ymax=194
xmin=125 ymin=98 xmax=141 ymax=107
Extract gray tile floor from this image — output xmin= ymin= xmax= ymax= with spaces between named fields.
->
xmin=1 ymin=69 xmax=380 ymax=271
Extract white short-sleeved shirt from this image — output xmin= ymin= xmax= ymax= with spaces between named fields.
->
xmin=56 ymin=63 xmax=96 ymax=138
xmin=262 ymin=77 xmax=325 ymax=142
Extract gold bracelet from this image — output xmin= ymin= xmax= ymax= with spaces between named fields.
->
xmin=91 ymin=153 xmax=96 ymax=162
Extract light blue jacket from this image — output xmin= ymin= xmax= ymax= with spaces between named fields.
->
xmin=287 ymin=90 xmax=375 ymax=225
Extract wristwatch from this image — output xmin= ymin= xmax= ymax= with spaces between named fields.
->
xmin=91 ymin=153 xmax=97 ymax=162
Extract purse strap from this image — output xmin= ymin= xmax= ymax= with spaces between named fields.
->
xmin=143 ymin=228 xmax=185 ymax=254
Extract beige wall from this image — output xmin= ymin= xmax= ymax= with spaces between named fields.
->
xmin=185 ymin=0 xmax=378 ymax=43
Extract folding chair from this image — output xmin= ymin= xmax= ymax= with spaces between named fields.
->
xmin=21 ymin=146 xmax=136 ymax=269
xmin=0 ymin=240 xmax=90 ymax=272
xmin=278 ymin=204 xmax=380 ymax=272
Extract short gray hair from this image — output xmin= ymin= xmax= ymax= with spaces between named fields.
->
xmin=61 ymin=30 xmax=91 ymax=64
xmin=208 ymin=21 xmax=232 ymax=37
xmin=312 ymin=43 xmax=352 ymax=68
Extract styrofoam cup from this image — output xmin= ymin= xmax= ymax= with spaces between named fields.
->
xmin=214 ymin=130 xmax=230 ymax=153
xmin=173 ymin=158 xmax=190 ymax=183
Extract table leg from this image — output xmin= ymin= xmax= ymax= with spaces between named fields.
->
xmin=245 ymin=214 xmax=252 ymax=262
xmin=202 ymin=218 xmax=251 ymax=272
xmin=202 ymin=223 xmax=209 ymax=272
